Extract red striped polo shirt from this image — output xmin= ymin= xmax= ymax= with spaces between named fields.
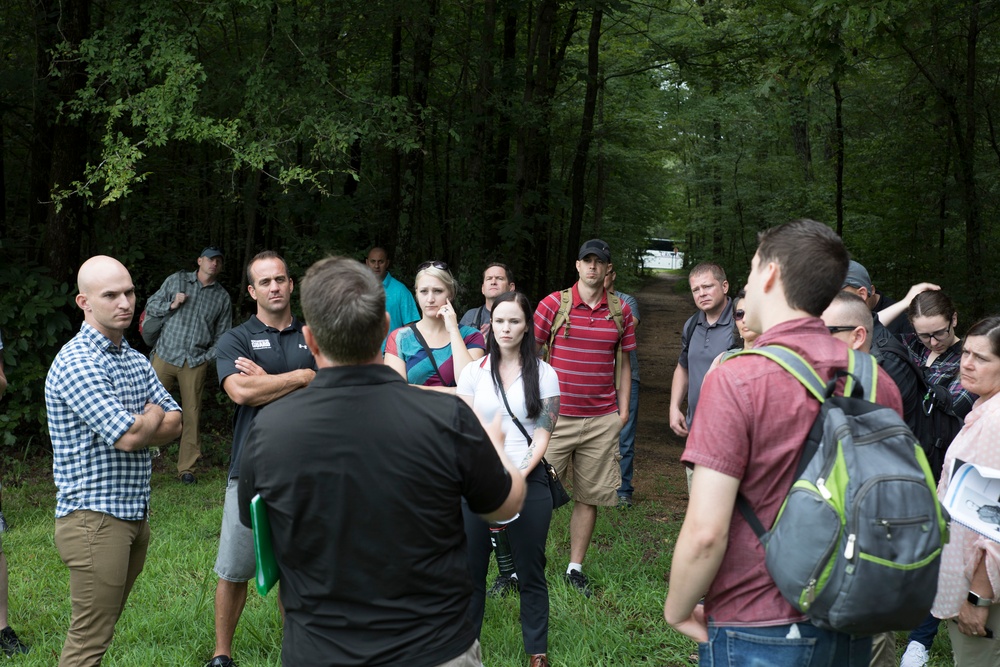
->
xmin=534 ymin=283 xmax=636 ymax=417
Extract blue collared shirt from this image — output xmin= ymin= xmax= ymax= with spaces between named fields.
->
xmin=45 ymin=323 xmax=180 ymax=520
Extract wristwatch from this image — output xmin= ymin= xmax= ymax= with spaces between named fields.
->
xmin=968 ymin=591 xmax=994 ymax=607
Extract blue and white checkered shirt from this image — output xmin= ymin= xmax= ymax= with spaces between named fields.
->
xmin=45 ymin=322 xmax=180 ymax=520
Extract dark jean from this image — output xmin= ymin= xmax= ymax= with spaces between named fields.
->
xmin=699 ymin=622 xmax=872 ymax=667
xmin=907 ymin=611 xmax=940 ymax=649
xmin=462 ymin=465 xmax=551 ymax=654
xmin=617 ymin=378 xmax=640 ymax=496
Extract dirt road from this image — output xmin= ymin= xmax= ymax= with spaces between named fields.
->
xmin=628 ymin=272 xmax=694 ymax=515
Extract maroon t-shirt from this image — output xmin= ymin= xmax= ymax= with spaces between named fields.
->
xmin=681 ymin=317 xmax=904 ymax=626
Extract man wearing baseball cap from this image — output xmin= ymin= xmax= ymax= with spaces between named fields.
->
xmin=842 ymin=259 xmax=912 ymax=337
xmin=145 ymin=246 xmax=233 ymax=484
xmin=533 ymin=239 xmax=636 ymax=597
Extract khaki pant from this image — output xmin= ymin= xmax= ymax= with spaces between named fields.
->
xmin=152 ymin=354 xmax=207 ymax=475
xmin=434 ymin=640 xmax=483 ymax=667
xmin=55 ymin=511 xmax=149 ymax=667
xmin=948 ymin=605 xmax=1000 ymax=666
xmin=545 ymin=413 xmax=622 ymax=506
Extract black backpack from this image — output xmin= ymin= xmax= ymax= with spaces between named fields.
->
xmin=871 ymin=331 xmax=963 ymax=481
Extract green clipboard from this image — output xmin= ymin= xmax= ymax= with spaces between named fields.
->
xmin=249 ymin=494 xmax=280 ymax=596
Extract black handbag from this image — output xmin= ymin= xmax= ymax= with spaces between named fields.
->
xmin=497 ymin=378 xmax=571 ymax=509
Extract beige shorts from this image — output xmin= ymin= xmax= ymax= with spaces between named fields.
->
xmin=545 ymin=413 xmax=622 ymax=506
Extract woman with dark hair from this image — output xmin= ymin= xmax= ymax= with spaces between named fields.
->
xmin=931 ymin=316 xmax=1000 ymax=665
xmin=385 ymin=261 xmax=485 ymax=393
xmin=882 ymin=287 xmax=977 ymax=420
xmin=457 ymin=291 xmax=560 ymax=667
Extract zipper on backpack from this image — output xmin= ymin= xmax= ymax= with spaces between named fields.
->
xmin=844 ymin=533 xmax=856 ymax=559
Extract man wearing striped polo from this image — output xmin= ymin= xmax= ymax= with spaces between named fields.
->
xmin=533 ymin=239 xmax=636 ymax=597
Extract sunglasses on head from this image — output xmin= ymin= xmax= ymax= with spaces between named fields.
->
xmin=417 ymin=260 xmax=449 ymax=272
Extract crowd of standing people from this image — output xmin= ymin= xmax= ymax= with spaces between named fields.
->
xmin=0 ymin=222 xmax=997 ymax=666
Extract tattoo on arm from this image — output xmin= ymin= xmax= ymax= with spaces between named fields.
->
xmin=537 ymin=396 xmax=560 ymax=433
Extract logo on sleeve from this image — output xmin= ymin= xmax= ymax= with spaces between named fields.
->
xmin=251 ymin=339 xmax=272 ymax=350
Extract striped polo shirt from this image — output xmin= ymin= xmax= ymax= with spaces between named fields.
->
xmin=534 ymin=283 xmax=636 ymax=417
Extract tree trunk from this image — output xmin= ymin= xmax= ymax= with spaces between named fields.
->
xmin=566 ymin=8 xmax=603 ymax=280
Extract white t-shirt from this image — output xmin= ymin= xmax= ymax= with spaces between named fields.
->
xmin=457 ymin=355 xmax=560 ymax=469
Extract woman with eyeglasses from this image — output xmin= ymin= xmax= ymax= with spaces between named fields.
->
xmin=881 ymin=287 xmax=977 ymax=420
xmin=710 ymin=291 xmax=758 ymax=371
xmin=457 ymin=291 xmax=559 ymax=667
xmin=385 ymin=261 xmax=486 ymax=393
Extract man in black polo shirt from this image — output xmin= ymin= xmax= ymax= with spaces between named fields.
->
xmin=205 ymin=251 xmax=317 ymax=667
xmin=237 ymin=256 xmax=525 ymax=667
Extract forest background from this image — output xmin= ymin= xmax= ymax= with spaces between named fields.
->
xmin=1 ymin=0 xmax=999 ymax=453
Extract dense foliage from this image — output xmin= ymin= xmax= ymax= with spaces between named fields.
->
xmin=3 ymin=0 xmax=1000 ymax=449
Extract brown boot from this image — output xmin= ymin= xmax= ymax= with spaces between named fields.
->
xmin=529 ymin=654 xmax=549 ymax=667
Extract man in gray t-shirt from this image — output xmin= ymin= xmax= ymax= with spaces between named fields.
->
xmin=669 ymin=263 xmax=734 ymax=437
xmin=605 ymin=269 xmax=641 ymax=507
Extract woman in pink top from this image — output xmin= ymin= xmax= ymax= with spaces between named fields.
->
xmin=932 ymin=316 xmax=1000 ymax=665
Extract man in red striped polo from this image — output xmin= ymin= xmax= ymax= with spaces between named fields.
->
xmin=533 ymin=239 xmax=637 ymax=597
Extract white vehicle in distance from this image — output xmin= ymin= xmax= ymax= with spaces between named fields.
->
xmin=643 ymin=238 xmax=683 ymax=270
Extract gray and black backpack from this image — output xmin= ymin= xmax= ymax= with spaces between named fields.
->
xmin=733 ymin=345 xmax=949 ymax=635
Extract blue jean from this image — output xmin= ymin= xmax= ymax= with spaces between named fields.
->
xmin=617 ymin=378 xmax=640 ymax=496
xmin=699 ymin=622 xmax=871 ymax=667
xmin=907 ymin=611 xmax=940 ymax=649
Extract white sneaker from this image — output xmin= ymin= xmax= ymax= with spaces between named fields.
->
xmin=899 ymin=640 xmax=929 ymax=667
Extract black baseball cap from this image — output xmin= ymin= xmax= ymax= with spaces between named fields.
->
xmin=200 ymin=246 xmax=224 ymax=259
xmin=578 ymin=239 xmax=611 ymax=263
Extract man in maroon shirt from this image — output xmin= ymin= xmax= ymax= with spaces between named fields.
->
xmin=663 ymin=219 xmax=903 ymax=666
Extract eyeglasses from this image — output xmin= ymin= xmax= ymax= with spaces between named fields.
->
xmin=734 ymin=309 xmax=745 ymax=321
xmin=827 ymin=326 xmax=857 ymax=334
xmin=417 ymin=260 xmax=449 ymax=272
xmin=916 ymin=324 xmax=952 ymax=343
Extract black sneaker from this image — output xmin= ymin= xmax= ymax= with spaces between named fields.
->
xmin=0 ymin=626 xmax=29 ymax=656
xmin=486 ymin=573 xmax=520 ymax=598
xmin=205 ymin=656 xmax=237 ymax=667
xmin=180 ymin=472 xmax=197 ymax=485
xmin=564 ymin=570 xmax=591 ymax=598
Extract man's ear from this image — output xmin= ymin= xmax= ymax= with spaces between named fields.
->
xmin=853 ymin=326 xmax=868 ymax=352
xmin=508 ymin=282 xmax=515 ymax=292
xmin=75 ymin=293 xmax=89 ymax=312
xmin=303 ymin=325 xmax=321 ymax=357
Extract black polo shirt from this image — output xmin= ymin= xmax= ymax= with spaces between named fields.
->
xmin=237 ymin=364 xmax=512 ymax=666
xmin=216 ymin=315 xmax=316 ymax=479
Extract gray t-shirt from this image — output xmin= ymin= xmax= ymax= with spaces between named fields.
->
xmin=678 ymin=298 xmax=734 ymax=425
xmin=615 ymin=291 xmax=640 ymax=383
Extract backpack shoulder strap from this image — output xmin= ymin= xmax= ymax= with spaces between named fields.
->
xmin=543 ymin=289 xmax=573 ymax=363
xmin=606 ymin=291 xmax=625 ymax=390
xmin=844 ymin=348 xmax=878 ymax=402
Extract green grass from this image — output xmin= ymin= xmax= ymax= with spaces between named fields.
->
xmin=2 ymin=464 xmax=955 ymax=666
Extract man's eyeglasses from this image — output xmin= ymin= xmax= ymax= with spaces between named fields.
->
xmin=827 ymin=325 xmax=857 ymax=334
xmin=417 ymin=260 xmax=449 ymax=272
xmin=734 ymin=309 xmax=745 ymax=321
xmin=916 ymin=324 xmax=952 ymax=343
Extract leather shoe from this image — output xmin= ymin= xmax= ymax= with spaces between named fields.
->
xmin=180 ymin=472 xmax=197 ymax=485
xmin=529 ymin=654 xmax=549 ymax=667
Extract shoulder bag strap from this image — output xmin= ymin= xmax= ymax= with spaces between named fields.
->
xmin=408 ymin=323 xmax=447 ymax=385
xmin=497 ymin=379 xmax=532 ymax=445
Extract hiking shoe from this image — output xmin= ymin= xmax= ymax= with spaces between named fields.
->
xmin=899 ymin=641 xmax=929 ymax=667
xmin=487 ymin=573 xmax=520 ymax=598
xmin=0 ymin=626 xmax=29 ymax=656
xmin=205 ymin=656 xmax=237 ymax=667
xmin=180 ymin=472 xmax=197 ymax=485
xmin=617 ymin=494 xmax=633 ymax=509
xmin=563 ymin=570 xmax=591 ymax=598
xmin=529 ymin=654 xmax=549 ymax=667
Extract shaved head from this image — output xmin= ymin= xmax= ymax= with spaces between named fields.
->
xmin=77 ymin=255 xmax=130 ymax=294
xmin=76 ymin=255 xmax=136 ymax=344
